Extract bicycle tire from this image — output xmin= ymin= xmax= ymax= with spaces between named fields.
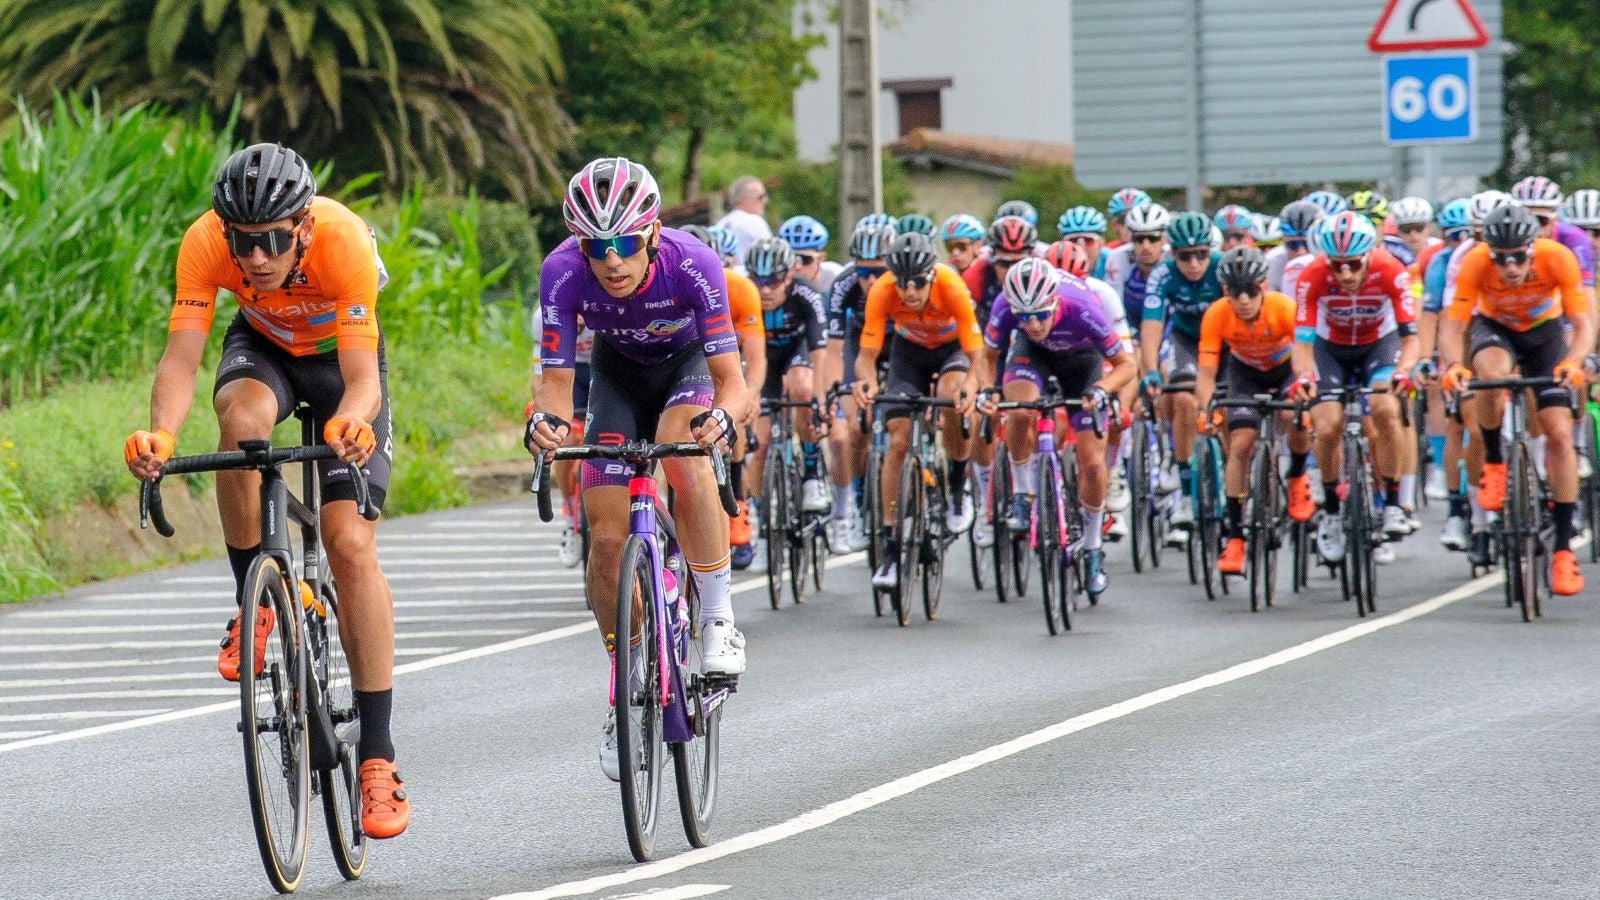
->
xmin=239 ymin=555 xmax=310 ymax=894
xmin=1059 ymin=450 xmax=1082 ymax=621
xmin=1510 ymin=442 xmax=1543 ymax=622
xmin=968 ymin=476 xmax=989 ymax=591
xmin=787 ymin=459 xmax=809 ymax=607
xmin=923 ymin=466 xmax=947 ymax=622
xmin=313 ymin=583 xmax=366 ymax=881
xmin=1263 ymin=465 xmax=1281 ymax=610
xmin=1345 ymin=452 xmax=1374 ymax=618
xmin=1585 ymin=407 xmax=1600 ymax=563
xmin=896 ymin=457 xmax=923 ymax=627
xmin=1128 ymin=420 xmax=1148 ymax=573
xmin=991 ymin=454 xmax=1013 ymax=602
xmin=615 ymin=536 xmax=665 ymax=862
xmin=809 ymin=513 xmax=826 ymax=593
xmin=673 ymin=578 xmax=721 ymax=848
xmin=1414 ymin=393 xmax=1430 ymax=509
xmin=1038 ymin=457 xmax=1065 ymax=636
xmin=866 ymin=429 xmax=885 ymax=576
xmin=1195 ymin=437 xmax=1221 ymax=601
xmin=763 ymin=459 xmax=785 ymax=610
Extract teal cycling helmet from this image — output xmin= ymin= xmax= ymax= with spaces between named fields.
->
xmin=1166 ymin=211 xmax=1214 ymax=249
xmin=1107 ymin=188 xmax=1152 ymax=219
xmin=777 ymin=215 xmax=828 ymax=251
xmin=1057 ymin=205 xmax=1108 ymax=237
xmin=941 ymin=213 xmax=985 ymax=243
xmin=1315 ymin=211 xmax=1378 ymax=258
xmin=896 ymin=213 xmax=937 ymax=237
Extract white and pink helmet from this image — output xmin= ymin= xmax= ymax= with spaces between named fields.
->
xmin=562 ymin=157 xmax=661 ymax=239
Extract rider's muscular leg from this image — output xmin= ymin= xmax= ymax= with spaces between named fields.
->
xmin=658 ymin=405 xmax=733 ymax=623
xmin=936 ymin=371 xmax=971 ymax=462
xmin=881 ymin=419 xmax=911 ymax=522
xmin=1170 ymin=389 xmax=1198 ymax=462
xmin=1311 ymin=401 xmax=1345 ymax=510
xmin=323 ymin=505 xmax=393 ymax=691
xmin=1225 ymin=427 xmax=1254 ymax=497
xmin=1076 ymin=433 xmax=1108 ymax=508
xmin=583 ymin=485 xmax=631 ymax=639
xmin=1368 ymin=393 xmax=1403 ymax=481
xmin=747 ymin=415 xmax=772 ymax=502
xmin=213 ymin=380 xmax=277 ymax=550
xmin=1541 ymin=406 xmax=1580 ymax=503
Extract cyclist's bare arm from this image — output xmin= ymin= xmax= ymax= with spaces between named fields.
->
xmin=531 ymin=367 xmax=577 ymax=450
xmin=1417 ymin=311 xmax=1439 ymax=362
xmin=741 ymin=340 xmax=768 ymax=423
xmin=1193 ymin=363 xmax=1218 ymax=416
xmin=1291 ymin=341 xmax=1316 ymax=382
xmin=334 ymin=348 xmax=383 ymax=422
xmin=149 ymin=329 xmax=207 ymax=437
xmin=1565 ymin=314 xmax=1598 ymax=368
xmin=1438 ymin=317 xmax=1468 ymax=368
xmin=852 ymin=345 xmax=882 ymax=402
xmin=1100 ymin=350 xmax=1137 ymax=395
xmin=1139 ymin=319 xmax=1164 ymax=375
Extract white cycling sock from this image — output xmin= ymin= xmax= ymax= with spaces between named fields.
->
xmin=689 ymin=553 xmax=733 ymax=627
xmin=1012 ymin=456 xmax=1037 ymax=495
xmin=832 ymin=483 xmax=853 ymax=519
xmin=1469 ymin=486 xmax=1487 ymax=528
xmin=972 ymin=463 xmax=992 ymax=507
xmin=1530 ymin=435 xmax=1548 ymax=480
xmin=1082 ymin=506 xmax=1104 ymax=551
xmin=1399 ymin=474 xmax=1416 ymax=509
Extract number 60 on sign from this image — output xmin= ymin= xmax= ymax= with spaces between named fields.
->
xmin=1383 ymin=53 xmax=1477 ymax=145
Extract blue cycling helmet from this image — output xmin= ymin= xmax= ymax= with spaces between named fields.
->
xmin=1166 ymin=211 xmax=1214 ymax=250
xmin=1436 ymin=198 xmax=1472 ymax=232
xmin=706 ymin=225 xmax=739 ymax=259
xmin=1057 ymin=205 xmax=1108 ymax=237
xmin=1302 ymin=190 xmax=1349 ymax=216
xmin=1315 ymin=211 xmax=1378 ymax=258
xmin=996 ymin=200 xmax=1038 ymax=225
xmin=1107 ymin=188 xmax=1152 ymax=219
xmin=941 ymin=213 xmax=985 ymax=243
xmin=1213 ymin=204 xmax=1254 ymax=232
xmin=778 ymin=215 xmax=828 ymax=251
xmin=896 ymin=212 xmax=938 ymax=237
xmin=856 ymin=212 xmax=898 ymax=232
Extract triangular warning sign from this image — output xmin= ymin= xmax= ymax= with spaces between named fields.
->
xmin=1368 ymin=0 xmax=1490 ymax=53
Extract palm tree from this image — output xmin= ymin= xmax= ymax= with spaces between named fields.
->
xmin=0 ymin=0 xmax=572 ymax=202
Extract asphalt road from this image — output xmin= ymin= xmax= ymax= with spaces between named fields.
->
xmin=4 ymin=498 xmax=1599 ymax=899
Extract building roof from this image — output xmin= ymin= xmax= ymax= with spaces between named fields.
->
xmin=887 ymin=129 xmax=1075 ymax=178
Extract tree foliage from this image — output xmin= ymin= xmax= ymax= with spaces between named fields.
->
xmin=0 ymin=0 xmax=572 ymax=202
xmin=1502 ymin=1 xmax=1600 ymax=184
xmin=544 ymin=0 xmax=821 ymax=200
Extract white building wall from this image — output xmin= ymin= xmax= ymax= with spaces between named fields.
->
xmin=794 ymin=0 xmax=1074 ymax=162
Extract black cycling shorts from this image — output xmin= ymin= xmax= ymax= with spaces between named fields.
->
xmin=1003 ymin=341 xmax=1105 ymax=432
xmin=1312 ymin=332 xmax=1400 ymax=404
xmin=1468 ymin=316 xmax=1575 ymax=411
xmin=583 ymin=339 xmax=714 ymax=487
xmin=882 ymin=335 xmax=969 ymax=419
xmin=1166 ymin=330 xmax=1200 ymax=383
xmin=213 ymin=314 xmax=393 ymax=509
xmin=572 ymin=362 xmax=592 ymax=416
xmin=1221 ymin=358 xmax=1295 ymax=432
xmin=762 ymin=343 xmax=815 ymax=400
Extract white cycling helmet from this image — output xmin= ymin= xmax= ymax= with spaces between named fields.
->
xmin=1250 ymin=214 xmax=1283 ymax=246
xmin=1124 ymin=202 xmax=1171 ymax=234
xmin=1562 ymin=188 xmax=1600 ymax=227
xmin=1467 ymin=190 xmax=1516 ymax=227
xmin=1390 ymin=197 xmax=1435 ymax=226
xmin=1002 ymin=257 xmax=1062 ymax=315
xmin=563 ymin=157 xmax=661 ymax=239
xmin=1209 ymin=224 xmax=1224 ymax=251
xmin=1511 ymin=175 xmax=1563 ymax=211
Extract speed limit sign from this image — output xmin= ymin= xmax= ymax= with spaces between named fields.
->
xmin=1383 ymin=54 xmax=1477 ymax=144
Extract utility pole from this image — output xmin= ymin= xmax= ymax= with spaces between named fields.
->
xmin=838 ymin=0 xmax=881 ymax=231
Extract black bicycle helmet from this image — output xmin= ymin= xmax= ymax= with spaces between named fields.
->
xmin=745 ymin=237 xmax=796 ymax=279
xmin=885 ymin=232 xmax=938 ymax=280
xmin=1480 ymin=203 xmax=1539 ymax=250
xmin=212 ymin=143 xmax=317 ymax=224
xmin=678 ymin=223 xmax=715 ymax=248
xmin=1217 ymin=246 xmax=1269 ymax=291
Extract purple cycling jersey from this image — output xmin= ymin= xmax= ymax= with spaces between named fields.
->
xmin=983 ymin=275 xmax=1121 ymax=358
xmin=539 ymin=228 xmax=739 ymax=368
xmin=1552 ymin=221 xmax=1596 ymax=287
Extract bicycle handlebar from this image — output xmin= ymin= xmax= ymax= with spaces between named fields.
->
xmin=870 ymin=392 xmax=971 ymax=440
xmin=139 ymin=441 xmax=376 ymax=537
xmin=531 ymin=441 xmax=738 ymax=523
xmin=982 ymin=394 xmax=1116 ymax=440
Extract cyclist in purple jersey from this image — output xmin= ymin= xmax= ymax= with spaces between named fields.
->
xmin=527 ymin=157 xmax=747 ymax=782
xmin=1513 ymin=174 xmax=1598 ymax=309
xmin=978 ymin=260 xmax=1136 ymax=601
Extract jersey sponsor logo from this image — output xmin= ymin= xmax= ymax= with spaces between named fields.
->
xmin=175 ymin=298 xmax=209 ymax=308
xmin=541 ymin=330 xmax=561 ymax=355
xmin=703 ymin=311 xmax=734 ymax=337
xmin=346 ymin=304 xmax=368 ymax=318
xmin=643 ymin=298 xmax=675 ymax=309
xmin=311 ymin=311 xmax=337 ymax=326
xmin=545 ymin=267 xmax=575 ymax=307
xmin=646 ymin=316 xmax=692 ymax=336
xmin=679 ymin=256 xmax=719 ymax=304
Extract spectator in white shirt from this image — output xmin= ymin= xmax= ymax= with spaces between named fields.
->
xmin=715 ymin=175 xmax=773 ymax=272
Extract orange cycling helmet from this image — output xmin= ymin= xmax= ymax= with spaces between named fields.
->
xmin=1043 ymin=240 xmax=1091 ymax=276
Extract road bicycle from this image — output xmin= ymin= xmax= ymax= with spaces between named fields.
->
xmin=871 ymin=393 xmax=966 ymax=627
xmin=534 ymin=440 xmax=739 ymax=860
xmin=1580 ymin=383 xmax=1600 ymax=564
xmin=758 ymin=397 xmax=829 ymax=608
xmin=1319 ymin=385 xmax=1387 ymax=618
xmin=1126 ymin=386 xmax=1178 ymax=574
xmin=139 ymin=406 xmax=376 ymax=893
xmin=1210 ymin=395 xmax=1305 ymax=613
xmin=1172 ymin=383 xmax=1229 ymax=603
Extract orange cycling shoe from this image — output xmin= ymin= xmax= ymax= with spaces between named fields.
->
xmin=728 ymin=500 xmax=752 ymax=546
xmin=359 ymin=759 xmax=411 ymax=839
xmin=1552 ymin=550 xmax=1585 ymax=597
xmin=1287 ymin=474 xmax=1315 ymax=523
xmin=218 ymin=600 xmax=276 ymax=682
xmin=1478 ymin=462 xmax=1507 ymax=512
xmin=1218 ymin=538 xmax=1246 ymax=575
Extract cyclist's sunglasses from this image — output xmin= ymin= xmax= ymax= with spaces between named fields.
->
xmin=1174 ymin=249 xmax=1210 ymax=263
xmin=753 ymin=271 xmax=790 ymax=287
xmin=225 ymin=222 xmax=302 ymax=258
xmin=1490 ymin=249 xmax=1532 ymax=266
xmin=899 ymin=272 xmax=934 ymax=289
xmin=795 ymin=252 xmax=821 ymax=265
xmin=1132 ymin=233 xmax=1164 ymax=245
xmin=1065 ymin=234 xmax=1099 ymax=245
xmin=1584 ymin=226 xmax=1600 ymax=238
xmin=946 ymin=240 xmax=975 ymax=253
xmin=1329 ymin=256 xmax=1367 ymax=273
xmin=1533 ymin=213 xmax=1556 ymax=226
xmin=1398 ymin=223 xmax=1429 ymax=234
xmin=578 ymin=231 xmax=650 ymax=261
xmin=1017 ymin=308 xmax=1056 ymax=325
xmin=1222 ymin=230 xmax=1251 ymax=243
xmin=1283 ymin=237 xmax=1308 ymax=251
xmin=991 ymin=255 xmax=1028 ymax=268
xmin=856 ymin=264 xmax=888 ymax=279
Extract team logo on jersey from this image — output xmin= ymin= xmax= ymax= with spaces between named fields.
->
xmin=346 ymin=304 xmax=367 ymax=319
xmin=646 ymin=316 xmax=692 ymax=336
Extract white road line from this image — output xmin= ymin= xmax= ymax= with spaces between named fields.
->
xmin=163 ymin=572 xmax=583 ymax=584
xmin=380 ymin=545 xmax=546 ymax=555
xmin=0 ymin=688 xmax=236 ymax=704
xmin=380 ymin=556 xmax=560 ymax=566
xmin=0 ymin=612 xmax=583 ymax=636
xmin=393 ymin=612 xmax=590 ymax=624
xmin=0 ymin=631 xmax=516 ymax=652
xmin=494 ymin=572 xmax=1501 ymax=900
xmin=418 ymin=520 xmax=537 ymax=529
xmin=0 ymin=709 xmax=172 ymax=723
xmin=6 ymin=597 xmax=583 ymax=619
xmin=0 ymin=671 xmax=245 ymax=689
xmin=0 ymin=731 xmax=51 ymax=740
xmin=0 ymin=656 xmax=214 ymax=673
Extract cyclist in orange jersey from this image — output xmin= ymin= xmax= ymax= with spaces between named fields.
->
xmin=1195 ymin=248 xmax=1314 ymax=574
xmin=1440 ymin=204 xmax=1594 ymax=596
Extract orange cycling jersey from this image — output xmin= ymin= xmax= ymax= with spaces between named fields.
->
xmin=1448 ymin=238 xmax=1584 ymax=331
xmin=1198 ymin=292 xmax=1296 ymax=372
xmin=171 ymin=196 xmax=382 ymax=356
xmin=724 ymin=268 xmax=765 ymax=345
xmin=860 ymin=263 xmax=982 ymax=353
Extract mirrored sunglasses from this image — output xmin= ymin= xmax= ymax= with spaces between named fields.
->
xmin=578 ymin=232 xmax=649 ymax=261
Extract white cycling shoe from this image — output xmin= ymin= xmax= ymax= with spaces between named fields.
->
xmin=700 ymin=619 xmax=746 ymax=676
xmin=1373 ymin=543 xmax=1396 ymax=565
xmin=801 ymin=479 xmax=831 ymax=512
xmin=946 ymin=494 xmax=975 ymax=534
xmin=1316 ymin=513 xmax=1346 ymax=563
xmin=559 ymin=526 xmax=582 ymax=568
xmin=845 ymin=514 xmax=871 ymax=552
xmin=748 ymin=537 xmax=768 ymax=574
xmin=1106 ymin=471 xmax=1131 ymax=512
xmin=973 ymin=519 xmax=995 ymax=548
xmin=1382 ymin=505 xmax=1410 ymax=538
xmin=871 ymin=560 xmax=898 ymax=589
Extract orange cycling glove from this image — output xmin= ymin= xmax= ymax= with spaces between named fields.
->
xmin=123 ymin=429 xmax=175 ymax=466
xmin=1441 ymin=363 xmax=1473 ymax=394
xmin=323 ymin=415 xmax=376 ymax=459
xmin=1553 ymin=359 xmax=1587 ymax=392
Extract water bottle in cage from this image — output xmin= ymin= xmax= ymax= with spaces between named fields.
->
xmin=664 ymin=556 xmax=688 ymax=657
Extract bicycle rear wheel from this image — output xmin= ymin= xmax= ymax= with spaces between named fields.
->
xmin=1345 ymin=467 xmax=1376 ymax=618
xmin=673 ymin=577 xmax=722 ymax=848
xmin=1586 ymin=409 xmax=1600 ymax=563
xmin=896 ymin=458 xmax=923 ymax=627
xmin=615 ymin=536 xmax=666 ymax=861
xmin=1194 ymin=438 xmax=1222 ymax=601
xmin=1037 ymin=460 xmax=1065 ymax=636
xmin=239 ymin=555 xmax=310 ymax=894
xmin=968 ymin=475 xmax=990 ymax=591
xmin=1128 ymin=425 xmax=1148 ymax=574
xmin=990 ymin=455 xmax=1012 ymax=601
xmin=314 ymin=583 xmax=366 ymax=881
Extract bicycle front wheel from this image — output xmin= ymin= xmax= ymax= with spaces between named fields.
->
xmin=1129 ymin=420 xmax=1149 ymax=573
xmin=615 ymin=536 xmax=666 ymax=861
xmin=895 ymin=457 xmax=923 ymax=627
xmin=922 ymin=466 xmax=947 ymax=622
xmin=314 ymin=583 xmax=366 ymax=881
xmin=239 ymin=555 xmax=310 ymax=894
xmin=1509 ymin=442 xmax=1543 ymax=622
xmin=763 ymin=459 xmax=786 ymax=610
xmin=1037 ymin=461 xmax=1065 ymax=636
xmin=1194 ymin=438 xmax=1222 ymax=601
xmin=991 ymin=453 xmax=1013 ymax=602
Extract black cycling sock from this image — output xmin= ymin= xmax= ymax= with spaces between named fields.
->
xmin=354 ymin=688 xmax=395 ymax=763
xmin=1554 ymin=501 xmax=1577 ymax=552
xmin=1482 ymin=427 xmax=1504 ymax=464
xmin=729 ymin=461 xmax=744 ymax=498
xmin=227 ymin=544 xmax=261 ymax=606
xmin=1287 ymin=452 xmax=1308 ymax=479
xmin=1323 ymin=482 xmax=1342 ymax=514
xmin=1225 ymin=497 xmax=1244 ymax=539
xmin=947 ymin=460 xmax=967 ymax=499
xmin=1448 ymin=492 xmax=1469 ymax=518
xmin=1384 ymin=479 xmax=1401 ymax=506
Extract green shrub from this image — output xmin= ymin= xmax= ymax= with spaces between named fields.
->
xmin=368 ymin=191 xmax=540 ymax=298
xmin=0 ymin=454 xmax=57 ymax=600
